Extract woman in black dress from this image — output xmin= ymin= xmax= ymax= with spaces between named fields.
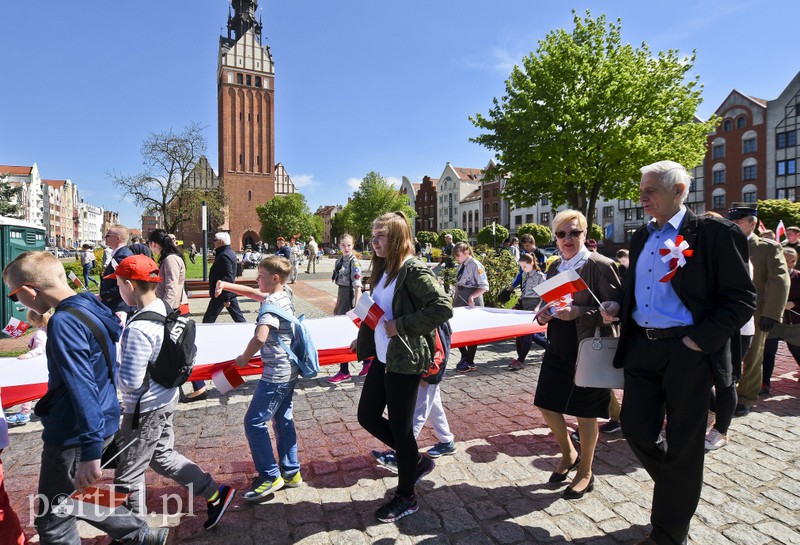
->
xmin=534 ymin=210 xmax=621 ymax=498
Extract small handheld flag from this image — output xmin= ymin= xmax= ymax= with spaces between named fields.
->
xmin=68 ymin=270 xmax=86 ymax=290
xmin=3 ymin=317 xmax=30 ymax=338
xmin=212 ymin=364 xmax=245 ymax=394
xmin=777 ymin=220 xmax=787 ymax=242
xmin=353 ymin=293 xmax=385 ymax=329
xmin=533 ymin=268 xmax=588 ymax=303
xmin=55 ymin=486 xmax=130 ymax=522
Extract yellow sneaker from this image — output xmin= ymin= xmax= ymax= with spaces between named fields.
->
xmin=283 ymin=471 xmax=303 ymax=488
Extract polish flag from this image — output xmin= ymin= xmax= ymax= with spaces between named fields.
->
xmin=55 ymin=486 xmax=129 ymax=522
xmin=777 ymin=220 xmax=787 ymax=241
xmin=68 ymin=270 xmax=83 ymax=289
xmin=533 ymin=268 xmax=588 ymax=303
xmin=353 ymin=293 xmax=385 ymax=329
xmin=758 ymin=220 xmax=767 ymax=234
xmin=212 ymin=364 xmax=245 ymax=394
xmin=3 ymin=317 xmax=30 ymax=339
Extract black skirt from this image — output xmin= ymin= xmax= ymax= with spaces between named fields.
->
xmin=533 ymin=316 xmax=610 ymax=419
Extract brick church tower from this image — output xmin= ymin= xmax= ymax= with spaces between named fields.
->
xmin=218 ymin=0 xmax=275 ymax=250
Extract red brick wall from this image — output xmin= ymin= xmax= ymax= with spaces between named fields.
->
xmin=415 ymin=176 xmax=438 ymax=232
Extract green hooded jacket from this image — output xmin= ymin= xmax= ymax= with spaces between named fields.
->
xmin=356 ymin=258 xmax=453 ymax=374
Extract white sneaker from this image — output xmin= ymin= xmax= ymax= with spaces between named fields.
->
xmin=704 ymin=428 xmax=728 ymax=450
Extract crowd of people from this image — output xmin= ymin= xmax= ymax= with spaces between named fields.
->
xmin=3 ymin=159 xmax=800 ymax=545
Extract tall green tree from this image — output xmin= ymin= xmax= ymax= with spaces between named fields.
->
xmin=256 ymin=193 xmax=321 ymax=244
xmin=471 ymin=11 xmax=716 ymax=232
xmin=340 ymin=172 xmax=416 ymax=241
xmin=0 ymin=174 xmax=22 ymax=218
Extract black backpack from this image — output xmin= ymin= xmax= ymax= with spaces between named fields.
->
xmin=128 ymin=302 xmax=197 ymax=389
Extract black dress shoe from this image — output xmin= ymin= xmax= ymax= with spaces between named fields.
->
xmin=734 ymin=404 xmax=751 ymax=417
xmin=548 ymin=455 xmax=580 ymax=483
xmin=180 ymin=390 xmax=208 ymax=403
xmin=563 ymin=474 xmax=594 ymax=500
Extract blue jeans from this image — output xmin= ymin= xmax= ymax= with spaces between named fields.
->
xmin=245 ymin=379 xmax=299 ymax=479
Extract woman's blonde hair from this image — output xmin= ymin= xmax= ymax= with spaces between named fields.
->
xmin=551 ymin=210 xmax=588 ymax=234
xmin=370 ymin=212 xmax=415 ymax=285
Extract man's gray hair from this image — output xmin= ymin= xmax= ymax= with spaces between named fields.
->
xmin=640 ymin=160 xmax=691 ymax=202
xmin=214 ymin=232 xmax=231 ymax=245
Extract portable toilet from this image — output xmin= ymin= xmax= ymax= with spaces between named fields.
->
xmin=0 ymin=216 xmax=47 ymax=334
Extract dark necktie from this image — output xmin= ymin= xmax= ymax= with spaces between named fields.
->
xmin=457 ymin=265 xmax=465 ymax=282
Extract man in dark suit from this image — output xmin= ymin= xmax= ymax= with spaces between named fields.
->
xmin=609 ymin=161 xmax=755 ymax=545
xmin=203 ymin=231 xmax=246 ymax=324
xmin=99 ymin=224 xmax=136 ymax=314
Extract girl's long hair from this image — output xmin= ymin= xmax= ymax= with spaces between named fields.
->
xmin=147 ymin=229 xmax=184 ymax=266
xmin=370 ymin=212 xmax=415 ymax=286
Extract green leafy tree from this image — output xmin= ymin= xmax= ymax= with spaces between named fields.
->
xmin=255 ymin=193 xmax=320 ymax=244
xmin=416 ymin=231 xmax=438 ymax=246
xmin=757 ymin=200 xmax=800 ymax=232
xmin=437 ymin=229 xmax=467 ymax=246
xmin=0 ymin=174 xmax=22 ymax=218
xmin=340 ymin=172 xmax=416 ymax=242
xmin=517 ymin=223 xmax=553 ymax=246
xmin=588 ymin=224 xmax=603 ymax=241
xmin=477 ymin=224 xmax=509 ymax=247
xmin=475 ymin=247 xmax=520 ymax=308
xmin=470 ymin=11 xmax=716 ymax=234
xmin=109 ymin=122 xmax=220 ymax=233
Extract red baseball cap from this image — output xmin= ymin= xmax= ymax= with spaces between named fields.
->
xmin=103 ymin=254 xmax=162 ymax=282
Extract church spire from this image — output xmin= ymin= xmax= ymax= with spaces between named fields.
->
xmin=227 ymin=0 xmax=262 ymax=42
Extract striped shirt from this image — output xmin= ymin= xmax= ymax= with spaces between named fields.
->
xmin=116 ymin=298 xmax=178 ymax=414
xmin=258 ymin=290 xmax=300 ymax=383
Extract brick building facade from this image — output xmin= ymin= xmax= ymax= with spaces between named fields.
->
xmin=414 ymin=176 xmax=438 ymax=233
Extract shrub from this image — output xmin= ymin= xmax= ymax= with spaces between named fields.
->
xmin=517 ymin=223 xmax=552 ymax=246
xmin=477 ymin=224 xmax=509 ymax=247
xmin=437 ymin=229 xmax=467 ymax=246
xmin=416 ymin=231 xmax=438 ymax=246
xmin=475 ymin=249 xmax=519 ymax=308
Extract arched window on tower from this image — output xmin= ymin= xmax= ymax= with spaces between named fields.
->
xmin=255 ymin=76 xmax=262 ymax=88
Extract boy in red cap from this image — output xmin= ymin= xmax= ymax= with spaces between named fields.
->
xmin=107 ymin=255 xmax=236 ymax=531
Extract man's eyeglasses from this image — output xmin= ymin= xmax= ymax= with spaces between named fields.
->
xmin=555 ymin=230 xmax=584 ymax=240
xmin=7 ymin=285 xmax=39 ymax=302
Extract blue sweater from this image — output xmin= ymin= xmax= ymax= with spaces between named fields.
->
xmin=41 ymin=292 xmax=122 ymax=461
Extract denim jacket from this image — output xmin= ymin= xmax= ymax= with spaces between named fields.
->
xmin=357 ymin=258 xmax=453 ymax=374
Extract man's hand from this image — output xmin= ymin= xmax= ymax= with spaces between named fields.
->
xmin=74 ymin=459 xmax=102 ymax=493
xmin=682 ymin=336 xmax=702 ymax=352
xmin=223 ymin=301 xmax=231 ymax=309
xmin=758 ymin=316 xmax=779 ymax=333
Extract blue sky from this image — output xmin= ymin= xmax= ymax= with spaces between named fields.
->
xmin=2 ymin=1 xmax=799 ymax=228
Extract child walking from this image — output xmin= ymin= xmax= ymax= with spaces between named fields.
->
xmin=509 ymin=253 xmax=548 ymax=371
xmin=452 ymin=242 xmax=488 ymax=372
xmin=220 ymin=256 xmax=305 ymax=501
xmin=5 ymin=310 xmax=49 ymax=427
xmin=108 ymin=255 xmax=235 ymax=530
xmin=328 ymin=233 xmax=367 ymax=383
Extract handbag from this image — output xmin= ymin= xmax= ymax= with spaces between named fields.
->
xmin=575 ymin=331 xmax=624 ymax=389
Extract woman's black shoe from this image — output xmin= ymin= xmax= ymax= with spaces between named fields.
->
xmin=180 ymin=390 xmax=208 ymax=403
xmin=548 ymin=455 xmax=580 ymax=483
xmin=563 ymin=474 xmax=594 ymax=500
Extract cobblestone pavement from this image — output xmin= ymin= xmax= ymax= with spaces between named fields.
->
xmin=4 ymin=258 xmax=800 ymax=544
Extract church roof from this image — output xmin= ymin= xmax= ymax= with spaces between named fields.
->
xmin=0 ymin=165 xmax=33 ymax=176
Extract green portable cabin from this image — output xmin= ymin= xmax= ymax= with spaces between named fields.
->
xmin=0 ymin=216 xmax=47 ymax=334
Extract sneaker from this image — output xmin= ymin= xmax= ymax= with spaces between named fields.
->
xmin=328 ymin=371 xmax=351 ymax=384
xmin=375 ymin=493 xmax=419 ymax=523
xmin=456 ymin=360 xmax=471 ymax=373
xmin=427 ymin=441 xmax=457 ymax=458
xmin=599 ymin=420 xmax=621 ymax=434
xmin=371 ymin=449 xmax=398 ymax=473
xmin=243 ymin=475 xmax=284 ymax=502
xmin=6 ymin=413 xmax=30 ymax=426
xmin=734 ymin=404 xmax=751 ymax=417
xmin=414 ymin=455 xmax=435 ymax=484
xmin=141 ymin=528 xmax=169 ymax=545
xmin=204 ymin=485 xmax=236 ymax=530
xmin=570 ymin=429 xmax=580 ymax=443
xmin=358 ymin=360 xmax=372 ymax=377
xmin=509 ymin=359 xmax=526 ymax=371
xmin=282 ymin=471 xmax=303 ymax=488
xmin=704 ymin=428 xmax=728 ymax=450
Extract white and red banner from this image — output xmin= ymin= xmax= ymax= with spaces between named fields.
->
xmin=212 ymin=364 xmax=245 ymax=394
xmin=777 ymin=220 xmax=787 ymax=242
xmin=3 ymin=317 xmax=30 ymax=339
xmin=533 ymin=268 xmax=588 ymax=303
xmin=352 ymin=293 xmax=385 ymax=329
xmin=0 ymin=307 xmax=546 ymax=408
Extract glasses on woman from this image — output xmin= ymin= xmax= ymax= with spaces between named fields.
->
xmin=554 ymin=230 xmax=584 ymax=239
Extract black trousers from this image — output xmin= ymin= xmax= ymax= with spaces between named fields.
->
xmin=620 ymin=330 xmax=712 ymax=545
xmin=202 ymin=296 xmax=246 ymax=324
xmin=357 ymin=359 xmax=421 ymax=498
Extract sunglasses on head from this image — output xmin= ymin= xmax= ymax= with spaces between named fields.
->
xmin=7 ymin=285 xmax=40 ymax=302
xmin=555 ymin=230 xmax=584 ymax=239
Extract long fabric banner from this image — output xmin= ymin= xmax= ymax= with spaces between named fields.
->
xmin=0 ymin=306 xmax=545 ymax=408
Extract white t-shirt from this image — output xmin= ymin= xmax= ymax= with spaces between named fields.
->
xmin=371 ymin=257 xmax=412 ymax=362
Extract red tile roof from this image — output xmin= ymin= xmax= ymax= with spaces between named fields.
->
xmin=43 ymin=179 xmax=67 ymax=188
xmin=453 ymin=167 xmax=483 ymax=181
xmin=0 ymin=165 xmax=33 ymax=176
